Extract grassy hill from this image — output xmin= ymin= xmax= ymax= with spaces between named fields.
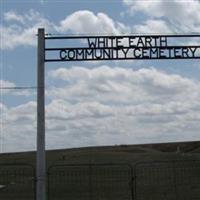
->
xmin=0 ymin=140 xmax=200 ymax=166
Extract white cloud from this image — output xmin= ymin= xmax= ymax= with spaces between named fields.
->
xmin=1 ymin=10 xmax=54 ymax=49
xmin=1 ymin=66 xmax=200 ymax=152
xmin=2 ymin=3 xmax=200 ymax=50
xmin=0 ymin=103 xmax=7 ymax=113
xmin=0 ymin=79 xmax=33 ymax=97
xmin=48 ymin=66 xmax=199 ymax=104
xmin=133 ymin=19 xmax=172 ymax=34
xmin=123 ymin=0 xmax=200 ymax=33
xmin=56 ymin=10 xmax=130 ymax=34
xmin=1 ymin=10 xmax=130 ymax=50
xmin=0 ymin=79 xmax=15 ymax=94
xmin=5 ymin=101 xmax=36 ymax=122
xmin=4 ymin=11 xmax=25 ymax=24
xmin=123 ymin=0 xmax=200 ymax=19
xmin=0 ymin=101 xmax=37 ymax=152
xmin=0 ymin=79 xmax=15 ymax=88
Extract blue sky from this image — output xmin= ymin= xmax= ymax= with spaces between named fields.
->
xmin=1 ymin=0 xmax=200 ymax=152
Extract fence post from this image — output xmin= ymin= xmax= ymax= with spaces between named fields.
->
xmin=37 ymin=28 xmax=46 ymax=200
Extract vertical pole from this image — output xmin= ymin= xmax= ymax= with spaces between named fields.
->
xmin=37 ymin=28 xmax=46 ymax=200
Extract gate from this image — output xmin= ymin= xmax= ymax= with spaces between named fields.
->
xmin=48 ymin=164 xmax=133 ymax=200
xmin=0 ymin=164 xmax=35 ymax=200
xmin=134 ymin=160 xmax=200 ymax=200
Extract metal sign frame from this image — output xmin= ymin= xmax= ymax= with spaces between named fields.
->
xmin=44 ymin=34 xmax=200 ymax=62
xmin=36 ymin=28 xmax=200 ymax=200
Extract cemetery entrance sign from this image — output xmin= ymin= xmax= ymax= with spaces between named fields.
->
xmin=36 ymin=28 xmax=200 ymax=200
xmin=45 ymin=34 xmax=200 ymax=62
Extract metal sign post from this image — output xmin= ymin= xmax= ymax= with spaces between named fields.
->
xmin=37 ymin=28 xmax=46 ymax=200
xmin=36 ymin=28 xmax=200 ymax=200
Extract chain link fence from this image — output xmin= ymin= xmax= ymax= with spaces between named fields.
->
xmin=0 ymin=164 xmax=35 ymax=200
xmin=48 ymin=164 xmax=133 ymax=200
xmin=0 ymin=160 xmax=200 ymax=200
xmin=134 ymin=160 xmax=200 ymax=200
